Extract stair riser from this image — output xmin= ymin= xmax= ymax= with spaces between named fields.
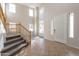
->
xmin=6 ymin=35 xmax=21 ymax=40
xmin=1 ymin=43 xmax=27 ymax=56
xmin=1 ymin=34 xmax=29 ymax=56
xmin=4 ymin=38 xmax=23 ymax=47
xmin=1 ymin=40 xmax=26 ymax=53
xmin=10 ymin=44 xmax=27 ymax=56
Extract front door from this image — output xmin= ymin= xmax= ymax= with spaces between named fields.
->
xmin=53 ymin=13 xmax=68 ymax=43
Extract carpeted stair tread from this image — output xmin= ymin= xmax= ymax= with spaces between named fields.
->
xmin=4 ymin=37 xmax=23 ymax=47
xmin=1 ymin=39 xmax=25 ymax=53
xmin=1 ymin=43 xmax=27 ymax=56
xmin=6 ymin=35 xmax=21 ymax=40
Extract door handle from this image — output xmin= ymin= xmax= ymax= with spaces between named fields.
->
xmin=54 ymin=29 xmax=56 ymax=33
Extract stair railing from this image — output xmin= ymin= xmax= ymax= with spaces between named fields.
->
xmin=17 ymin=24 xmax=31 ymax=43
xmin=6 ymin=23 xmax=31 ymax=43
xmin=0 ymin=3 xmax=31 ymax=44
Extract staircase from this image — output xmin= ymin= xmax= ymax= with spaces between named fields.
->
xmin=1 ymin=34 xmax=28 ymax=56
xmin=0 ymin=4 xmax=31 ymax=56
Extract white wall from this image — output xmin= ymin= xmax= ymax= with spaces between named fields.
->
xmin=6 ymin=3 xmax=34 ymax=29
xmin=39 ymin=4 xmax=79 ymax=49
xmin=0 ymin=20 xmax=6 ymax=52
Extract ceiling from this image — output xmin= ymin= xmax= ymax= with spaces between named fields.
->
xmin=20 ymin=3 xmax=42 ymax=8
xmin=20 ymin=3 xmax=79 ymax=8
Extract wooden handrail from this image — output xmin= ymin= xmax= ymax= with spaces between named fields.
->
xmin=6 ymin=23 xmax=31 ymax=33
xmin=0 ymin=4 xmax=7 ymax=30
xmin=0 ymin=5 xmax=6 ymax=21
xmin=6 ymin=23 xmax=19 ymax=25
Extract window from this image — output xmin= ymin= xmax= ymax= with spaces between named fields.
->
xmin=9 ymin=22 xmax=16 ymax=32
xmin=51 ymin=18 xmax=54 ymax=35
xmin=28 ymin=24 xmax=33 ymax=31
xmin=9 ymin=4 xmax=16 ymax=13
xmin=9 ymin=22 xmax=16 ymax=28
xmin=29 ymin=8 xmax=33 ymax=17
xmin=69 ymin=12 xmax=74 ymax=38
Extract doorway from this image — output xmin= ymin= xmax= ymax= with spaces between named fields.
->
xmin=39 ymin=20 xmax=44 ymax=38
